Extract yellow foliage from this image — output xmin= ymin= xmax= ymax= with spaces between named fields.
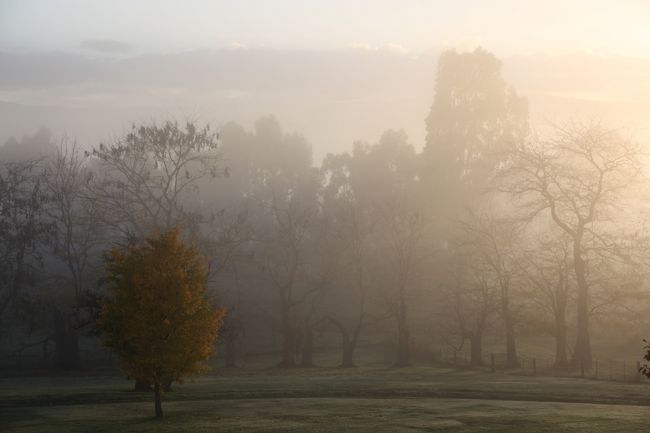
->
xmin=97 ymin=227 xmax=225 ymax=388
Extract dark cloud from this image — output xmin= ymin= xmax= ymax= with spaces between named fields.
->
xmin=80 ymin=39 xmax=132 ymax=53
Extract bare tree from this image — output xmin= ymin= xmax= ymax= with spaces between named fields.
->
xmin=257 ymin=194 xmax=317 ymax=367
xmin=88 ymin=120 xmax=222 ymax=239
xmin=202 ymin=210 xmax=253 ymax=368
xmin=502 ymin=122 xmax=643 ymax=368
xmin=44 ymin=142 xmax=107 ymax=369
xmin=379 ymin=201 xmax=427 ymax=367
xmin=325 ymin=204 xmax=373 ymax=368
xmin=320 ymin=153 xmax=377 ymax=368
xmin=442 ymin=252 xmax=497 ymax=366
xmin=0 ymin=160 xmax=52 ymax=321
xmin=519 ymin=232 xmax=572 ymax=368
xmin=457 ymin=210 xmax=522 ymax=368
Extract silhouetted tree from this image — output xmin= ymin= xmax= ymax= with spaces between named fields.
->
xmin=321 ymin=150 xmax=378 ymax=367
xmin=89 ymin=120 xmax=223 ymax=239
xmin=457 ymin=210 xmax=522 ymax=368
xmin=519 ymin=233 xmax=573 ymax=368
xmin=248 ymin=117 xmax=320 ymax=367
xmin=442 ymin=250 xmax=496 ymax=366
xmin=422 ymin=47 xmax=528 ymax=224
xmin=503 ymin=122 xmax=643 ymax=369
xmin=0 ymin=161 xmax=52 ymax=322
xmin=365 ymin=131 xmax=424 ymax=367
xmin=45 ymin=142 xmax=105 ymax=369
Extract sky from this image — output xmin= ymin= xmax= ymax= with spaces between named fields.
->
xmin=1 ymin=1 xmax=649 ymax=160
xmin=2 ymin=0 xmax=650 ymax=57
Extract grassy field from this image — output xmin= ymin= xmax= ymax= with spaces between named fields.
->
xmin=3 ymin=365 xmax=650 ymax=432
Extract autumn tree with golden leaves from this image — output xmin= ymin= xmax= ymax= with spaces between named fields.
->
xmin=97 ymin=228 xmax=224 ymax=418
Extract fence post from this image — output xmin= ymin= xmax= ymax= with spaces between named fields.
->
xmin=580 ymin=362 xmax=585 ymax=378
xmin=491 ymin=353 xmax=495 ymax=372
xmin=532 ymin=358 xmax=537 ymax=376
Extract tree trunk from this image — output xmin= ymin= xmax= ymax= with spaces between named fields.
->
xmin=300 ymin=329 xmax=314 ymax=367
xmin=225 ymin=333 xmax=237 ymax=368
xmin=341 ymin=342 xmax=355 ymax=368
xmin=154 ymin=383 xmax=163 ymax=418
xmin=500 ymin=286 xmax=519 ymax=368
xmin=52 ymin=311 xmax=81 ymax=370
xmin=504 ymin=325 xmax=518 ymax=368
xmin=395 ymin=309 xmax=411 ymax=367
xmin=394 ymin=286 xmax=411 ymax=367
xmin=469 ymin=333 xmax=483 ymax=366
xmin=554 ymin=320 xmax=569 ymax=369
xmin=500 ymin=307 xmax=518 ymax=368
xmin=571 ymin=238 xmax=592 ymax=369
xmin=554 ymin=271 xmax=569 ymax=369
xmin=333 ymin=320 xmax=361 ymax=368
xmin=340 ymin=331 xmax=355 ymax=368
xmin=279 ymin=306 xmax=295 ymax=367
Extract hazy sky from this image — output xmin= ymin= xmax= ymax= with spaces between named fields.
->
xmin=2 ymin=0 xmax=650 ymax=57
xmin=1 ymin=1 xmax=650 ymax=160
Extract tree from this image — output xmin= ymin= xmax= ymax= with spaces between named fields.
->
xmin=366 ymin=130 xmax=424 ymax=367
xmin=422 ymin=47 xmax=528 ymax=221
xmin=519 ymin=233 xmax=572 ymax=368
xmin=246 ymin=117 xmax=320 ymax=367
xmin=257 ymin=189 xmax=318 ymax=367
xmin=502 ymin=122 xmax=643 ymax=368
xmin=0 ymin=128 xmax=56 ymax=162
xmin=97 ymin=228 xmax=224 ymax=418
xmin=457 ymin=210 xmax=522 ymax=368
xmin=45 ymin=141 xmax=104 ymax=369
xmin=0 ymin=160 xmax=52 ymax=322
xmin=320 ymin=151 xmax=377 ymax=367
xmin=89 ymin=120 xmax=222 ymax=239
xmin=380 ymin=200 xmax=426 ymax=367
xmin=421 ymin=48 xmax=527 ymax=367
xmin=446 ymin=255 xmax=496 ymax=366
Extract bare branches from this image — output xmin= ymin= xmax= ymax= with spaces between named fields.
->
xmin=87 ymin=120 xmax=223 ymax=238
xmin=0 ymin=160 xmax=53 ymax=318
xmin=501 ymin=122 xmax=643 ymax=232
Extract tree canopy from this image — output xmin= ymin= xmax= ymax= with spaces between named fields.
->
xmin=97 ymin=227 xmax=224 ymax=418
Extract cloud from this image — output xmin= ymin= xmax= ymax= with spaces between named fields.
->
xmin=381 ymin=43 xmax=408 ymax=55
xmin=348 ymin=42 xmax=409 ymax=55
xmin=80 ymin=39 xmax=132 ymax=53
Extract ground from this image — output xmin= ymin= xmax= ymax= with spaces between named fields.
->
xmin=3 ymin=365 xmax=650 ymax=432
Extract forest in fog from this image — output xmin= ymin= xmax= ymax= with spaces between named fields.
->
xmin=2 ymin=47 xmax=650 ymax=374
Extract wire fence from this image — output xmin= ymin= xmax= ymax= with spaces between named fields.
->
xmin=433 ymin=348 xmax=649 ymax=384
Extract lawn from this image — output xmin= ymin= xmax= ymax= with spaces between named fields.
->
xmin=3 ymin=366 xmax=650 ymax=432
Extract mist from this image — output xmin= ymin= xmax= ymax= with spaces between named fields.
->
xmin=3 ymin=2 xmax=650 ymax=432
xmin=2 ymin=49 xmax=650 ymax=161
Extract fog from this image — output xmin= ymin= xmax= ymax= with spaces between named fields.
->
xmin=3 ymin=1 xmax=650 ymax=430
xmin=2 ymin=49 xmax=650 ymax=161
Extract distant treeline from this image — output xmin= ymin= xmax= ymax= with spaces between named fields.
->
xmin=1 ymin=48 xmax=647 ymax=373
